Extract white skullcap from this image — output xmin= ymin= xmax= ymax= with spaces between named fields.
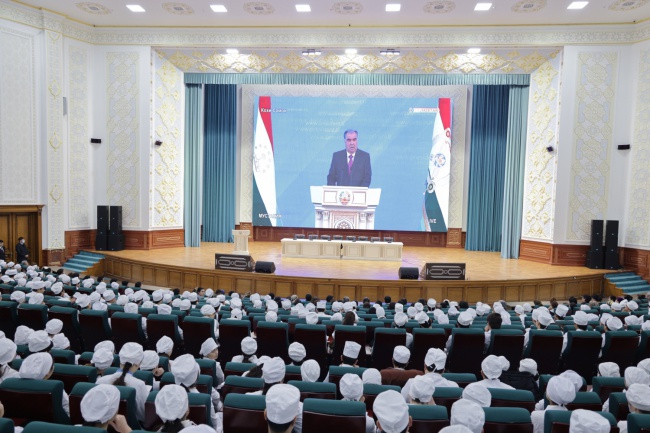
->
xmin=81 ymin=384 xmax=120 ymax=424
xmin=330 ymin=312 xmax=343 ymax=322
xmin=19 ymin=352 xmax=53 ymax=379
xmin=230 ymin=298 xmax=242 ymax=309
xmin=600 ymin=313 xmax=613 ymax=325
xmin=439 ymin=427 xmax=473 ymax=433
xmin=500 ymin=311 xmax=512 ymax=325
xmin=413 ymin=302 xmax=424 ymax=313
xmin=625 ymin=315 xmax=642 ymax=326
xmin=612 ymin=302 xmax=622 ymax=311
xmin=476 ymin=305 xmax=490 ymax=316
xmin=394 ymin=312 xmax=408 ymax=327
xmin=172 ymin=354 xmax=200 ymax=387
xmin=5 ymin=270 xmax=16 ymax=277
xmin=281 ymin=299 xmax=291 ymax=310
xmin=374 ymin=390 xmax=410 ymax=433
xmin=481 ymin=355 xmax=503 ymax=379
xmin=409 ymin=375 xmax=435 ymax=403
xmin=82 ymin=279 xmax=93 ymax=288
xmin=394 ymin=303 xmax=404 ymax=313
xmin=625 ymin=366 xmax=650 ymax=387
xmin=59 ymin=274 xmax=70 ymax=284
xmin=514 ymin=305 xmax=524 ymax=314
xmin=216 ymin=294 xmax=226 ymax=303
xmin=156 ymin=336 xmax=174 ymax=355
xmin=155 ymin=384 xmax=189 ymax=422
xmin=580 ymin=304 xmax=590 ymax=311
xmin=305 ymin=312 xmax=318 ymax=325
xmin=119 ymin=342 xmax=144 ymax=365
xmin=427 ymin=298 xmax=436 ymax=308
xmin=71 ymin=277 xmax=80 ymax=285
xmin=375 ymin=306 xmax=386 ymax=318
xmin=231 ymin=293 xmax=240 ymax=299
xmin=180 ymin=300 xmax=191 ymax=311
xmin=266 ymin=300 xmax=278 ymax=312
xmin=92 ymin=348 xmax=114 ymax=369
xmin=406 ymin=306 xmax=417 ymax=318
xmin=200 ymin=338 xmax=218 ymax=357
xmin=290 ymin=306 xmax=299 ymax=317
xmin=415 ymin=311 xmax=430 ymax=325
xmin=638 ymin=359 xmax=650 ymax=375
xmin=331 ymin=302 xmax=342 ymax=312
xmin=205 ymin=289 xmax=214 ymax=297
xmin=95 ymin=283 xmax=107 ymax=294
xmin=359 ymin=368 xmax=380 ymax=385
xmin=95 ymin=340 xmax=115 ymax=353
xmin=92 ymin=302 xmax=107 ymax=311
xmin=0 ymin=339 xmax=17 ymax=364
xmin=28 ymin=330 xmax=51 ymax=352
xmin=116 ymin=295 xmax=128 ymax=306
xmin=141 ymin=351 xmax=159 ymax=371
xmin=607 ymin=317 xmax=623 ymax=331
xmin=538 ymin=313 xmax=554 ymax=327
xmin=51 ymin=282 xmax=63 ymax=295
xmin=498 ymin=356 xmax=510 ymax=371
xmin=262 ymin=357 xmax=285 ymax=384
xmin=32 ymin=281 xmax=45 ymax=291
xmin=187 ymin=293 xmax=198 ymax=303
xmin=626 ymin=383 xmax=650 ymax=411
xmin=448 ymin=306 xmax=459 ymax=316
xmin=546 ymin=376 xmax=576 ymax=405
xmin=519 ymin=358 xmax=538 ymax=376
xmin=457 ymin=312 xmax=473 ymax=326
xmin=10 ymin=291 xmax=25 ymax=303
xmin=300 ymin=359 xmax=320 ymax=382
xmin=316 ymin=300 xmax=326 ymax=310
xmin=288 ymin=342 xmax=306 ymax=363
xmin=200 ymin=305 xmax=215 ymax=316
xmin=124 ymin=302 xmax=138 ymax=314
xmin=344 ymin=302 xmax=356 ymax=313
xmin=559 ymin=370 xmax=584 ymax=392
xmin=103 ymin=291 xmax=115 ymax=302
xmin=241 ymin=337 xmax=257 ymax=355
xmin=462 ymin=382 xmax=492 ymax=407
xmin=425 ymin=348 xmax=447 ymax=370
xmin=451 ymin=399 xmax=485 ymax=433
xmin=340 ymin=373 xmax=364 ymax=401
xmin=111 ymin=282 xmax=119 ymax=290
xmin=230 ymin=308 xmax=243 ymax=320
xmin=156 ymin=304 xmax=172 ymax=315
xmin=393 ymin=345 xmax=410 ymax=364
xmin=177 ymin=425 xmax=215 ymax=433
xmin=171 ymin=299 xmax=182 ymax=308
xmin=343 ymin=341 xmax=361 ymax=359
xmin=628 ymin=301 xmax=639 ymax=311
xmin=573 ymin=311 xmax=589 ymax=326
xmin=265 ymin=311 xmax=278 ymax=322
xmin=266 ymin=384 xmax=301 ymax=424
xmin=437 ymin=314 xmax=450 ymax=324
xmin=14 ymin=325 xmax=33 ymax=345
xmin=569 ymin=409 xmax=610 ymax=433
xmin=254 ymin=300 xmax=263 ymax=309
xmin=28 ymin=293 xmax=44 ymax=305
xmin=52 ymin=334 xmax=70 ymax=350
xmin=598 ymin=362 xmax=620 ymax=377
xmin=600 ymin=304 xmax=611 ymax=311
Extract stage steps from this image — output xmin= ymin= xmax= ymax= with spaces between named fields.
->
xmin=62 ymin=251 xmax=105 ymax=275
xmin=605 ymin=272 xmax=650 ymax=297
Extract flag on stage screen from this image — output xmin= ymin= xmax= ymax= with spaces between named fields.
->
xmin=253 ymin=96 xmax=279 ymax=226
xmin=423 ymin=98 xmax=452 ymax=232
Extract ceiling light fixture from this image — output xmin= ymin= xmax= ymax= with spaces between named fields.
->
xmin=567 ymin=1 xmax=588 ymax=9
xmin=226 ymin=48 xmax=239 ymax=54
xmin=467 ymin=48 xmax=481 ymax=54
xmin=210 ymin=5 xmax=227 ymax=12
xmin=345 ymin=48 xmax=357 ymax=55
xmin=302 ymin=49 xmax=322 ymax=56
xmin=474 ymin=2 xmax=492 ymax=11
xmin=126 ymin=4 xmax=145 ymax=12
xmin=386 ymin=4 xmax=401 ymax=12
xmin=296 ymin=4 xmax=311 ymax=12
xmin=380 ymin=49 xmax=400 ymax=56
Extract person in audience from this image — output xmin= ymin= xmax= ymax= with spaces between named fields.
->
xmin=96 ymin=342 xmax=148 ymax=423
xmin=199 ymin=338 xmax=224 ymax=389
xmin=300 ymin=359 xmax=320 ymax=382
xmin=601 ymin=316 xmax=624 ymax=349
xmin=597 ymin=361 xmax=620 ymax=377
xmin=569 ymin=409 xmax=610 ymax=433
xmin=155 ymin=384 xmax=197 ymax=433
xmin=380 ymin=346 xmax=422 ymax=388
xmin=444 ymin=311 xmax=474 ymax=352
xmin=199 ymin=304 xmax=219 ymax=338
xmin=91 ymin=347 xmax=114 ymax=377
xmin=19 ymin=352 xmax=69 ymax=416
xmin=461 ymin=382 xmax=492 ymax=407
xmin=373 ymin=389 xmax=411 ymax=433
xmin=602 ymin=366 xmax=650 ymax=411
xmin=391 ymin=312 xmax=413 ymax=349
xmin=264 ymin=384 xmax=301 ymax=433
xmin=80 ymin=384 xmax=132 ymax=433
xmin=249 ymin=357 xmax=286 ymax=396
xmin=339 ymin=373 xmax=375 ymax=433
xmin=140 ymin=350 xmax=165 ymax=391
xmin=524 ymin=310 xmax=554 ymax=349
xmin=477 ymin=355 xmax=514 ymax=389
xmin=171 ymin=354 xmax=221 ymax=429
xmin=450 ymin=399 xmax=484 ymax=433
xmin=0 ymin=339 xmax=19 ymax=384
xmin=45 ymin=319 xmax=63 ymax=339
xmin=530 ymin=375 xmax=576 ymax=433
xmin=638 ymin=358 xmax=650 ymax=376
xmin=618 ymin=383 xmax=650 ymax=433
xmin=15 ymin=237 xmax=29 ymax=263
xmin=401 ymin=348 xmax=457 ymax=402
xmin=407 ymin=375 xmax=436 ymax=406
xmin=27 ymin=330 xmax=52 ymax=354
xmin=288 ymin=342 xmax=306 ymax=366
xmin=232 ymin=337 xmax=258 ymax=364
xmin=156 ymin=335 xmax=174 ymax=360
xmin=483 ymin=312 xmax=503 ymax=353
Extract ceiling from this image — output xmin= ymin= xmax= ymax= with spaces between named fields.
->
xmin=12 ymin=0 xmax=650 ymax=28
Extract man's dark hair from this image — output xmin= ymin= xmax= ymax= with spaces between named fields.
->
xmin=341 ymin=355 xmax=357 ymax=365
xmin=343 ymin=129 xmax=358 ymax=139
xmin=173 ymin=288 xmax=180 ymax=296
xmin=268 ymin=420 xmax=294 ymax=433
xmin=568 ymin=297 xmax=577 ymax=305
xmin=384 ymin=296 xmax=392 ymax=304
xmin=550 ymin=300 xmax=558 ymax=310
xmin=388 ymin=302 xmax=396 ymax=310
xmin=135 ymin=282 xmax=142 ymax=288
xmin=624 ymin=295 xmax=633 ymax=301
xmin=592 ymin=294 xmax=602 ymax=302
xmin=326 ymin=295 xmax=334 ymax=303
xmin=533 ymin=300 xmax=542 ymax=307
xmin=582 ymin=294 xmax=592 ymax=303
xmin=305 ymin=294 xmax=312 ymax=302
xmin=368 ymin=306 xmax=376 ymax=315
xmin=440 ymin=300 xmax=449 ymax=308
xmin=342 ymin=312 xmax=356 ymax=326
xmin=393 ymin=360 xmax=408 ymax=369
xmin=487 ymin=313 xmax=503 ymax=330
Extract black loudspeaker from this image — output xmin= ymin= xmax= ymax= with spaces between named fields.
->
xmin=109 ymin=206 xmax=123 ymax=235
xmin=605 ymin=252 xmax=620 ymax=270
xmin=255 ymin=261 xmax=276 ymax=274
xmin=605 ymin=220 xmax=619 ymax=254
xmin=586 ymin=251 xmax=604 ymax=269
xmin=95 ymin=234 xmax=108 ymax=251
xmin=108 ymin=234 xmax=124 ymax=251
xmin=589 ymin=220 xmax=603 ymax=252
xmin=398 ymin=267 xmax=419 ymax=280
xmin=97 ymin=206 xmax=109 ymax=236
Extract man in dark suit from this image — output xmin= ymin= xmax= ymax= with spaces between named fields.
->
xmin=16 ymin=237 xmax=29 ymax=263
xmin=327 ymin=129 xmax=372 ymax=187
xmin=0 ymin=240 xmax=5 ymax=261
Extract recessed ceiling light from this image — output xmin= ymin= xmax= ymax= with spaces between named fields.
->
xmin=567 ymin=1 xmax=588 ymax=9
xmin=345 ymin=48 xmax=357 ymax=55
xmin=467 ymin=48 xmax=481 ymax=54
xmin=386 ymin=4 xmax=401 ymax=12
xmin=226 ymin=49 xmax=238 ymax=54
xmin=126 ymin=4 xmax=145 ymax=12
xmin=210 ymin=5 xmax=227 ymax=12
xmin=474 ymin=3 xmax=492 ymax=11
xmin=296 ymin=4 xmax=311 ymax=12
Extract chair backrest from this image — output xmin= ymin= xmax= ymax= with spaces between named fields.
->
xmin=446 ymin=328 xmax=486 ymax=379
xmin=219 ymin=319 xmax=251 ymax=369
xmin=224 ymin=361 xmax=256 ymax=377
xmin=488 ymin=388 xmax=535 ymax=412
xmin=433 ymin=386 xmax=464 ymax=413
xmin=328 ymin=366 xmax=367 ymax=399
xmin=608 ymin=391 xmax=630 ymax=421
xmin=179 ymin=316 xmax=216 ymax=358
xmin=102 ymin=368 xmax=154 ymax=387
xmin=146 ymin=314 xmax=181 ymax=356
xmin=223 ymin=393 xmax=267 ymax=433
xmin=69 ymin=382 xmax=140 ymax=430
xmin=408 ymin=405 xmax=450 ymax=433
xmin=487 ymin=329 xmax=525 ymax=371
xmin=302 ymin=398 xmax=367 ymax=433
xmin=523 ymin=330 xmax=563 ymax=375
xmin=363 ymin=383 xmax=400 ymax=416
xmin=561 ymin=331 xmax=602 ymax=384
xmin=50 ymin=349 xmax=76 ymax=365
xmin=591 ymin=376 xmax=625 ymax=403
xmin=110 ymin=312 xmax=146 ymax=352
xmin=441 ymin=373 xmax=477 ymax=388
xmin=255 ymin=321 xmax=289 ymax=361
xmin=107 ymin=304 xmax=124 ymax=317
xmin=565 ymin=391 xmax=602 ymax=411
xmin=0 ymin=418 xmax=13 ymax=433
xmin=0 ymin=301 xmax=18 ymax=340
xmin=411 ymin=328 xmax=447 ymax=370
xmin=47 ymin=306 xmax=83 ymax=353
xmin=628 ymin=413 xmax=650 ymax=433
xmin=287 ymin=380 xmax=337 ymax=401
xmin=17 ymin=303 xmax=48 ymax=330
xmin=363 ymin=321 xmax=385 ymax=346
xmin=195 ymin=358 xmax=218 ymax=385
xmin=483 ymin=407 xmax=533 ymax=433
xmin=539 ymin=374 xmax=587 ymax=397
xmin=601 ymin=330 xmax=641 ymax=372
xmin=371 ymin=328 xmax=406 ymax=370
xmin=143 ymin=390 xmax=213 ymax=430
xmin=0 ymin=378 xmax=70 ymax=425
xmin=636 ymin=331 xmax=650 ymax=364
xmin=294 ymin=324 xmax=328 ymax=379
xmin=23 ymin=421 xmax=104 ymax=433
xmin=285 ymin=364 xmax=303 ymax=382
xmin=78 ymin=310 xmax=112 ymax=350
xmin=332 ymin=325 xmax=367 ymax=367
xmin=50 ymin=364 xmax=98 ymax=394
xmin=159 ymin=372 xmax=212 ymax=394
xmin=221 ymin=375 xmax=264 ymax=400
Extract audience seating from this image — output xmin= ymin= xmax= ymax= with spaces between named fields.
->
xmin=50 ymin=364 xmax=98 ymax=394
xmin=218 ymin=319 xmax=251 ymax=369
xmin=635 ymin=330 xmax=650 ymax=364
xmin=483 ymin=407 xmax=533 ymax=433
xmin=302 ymin=398 xmax=367 ymax=433
xmin=433 ymin=386 xmax=464 ymax=412
xmin=560 ymin=331 xmax=602 ymax=384
xmin=0 ymin=378 xmax=70 ymax=425
xmin=285 ymin=364 xmax=302 ymax=382
xmin=17 ymin=303 xmax=48 ymax=331
xmin=488 ymin=388 xmax=535 ymax=412
xmin=446 ymin=328 xmax=486 ymax=379
xmin=327 ymin=365 xmax=367 ymax=399
xmin=179 ymin=316 xmax=216 ymax=358
xmin=408 ymin=405 xmax=450 ymax=433
xmin=47 ymin=306 xmax=83 ymax=353
xmin=255 ymin=321 xmax=289 ymax=361
xmin=110 ymin=312 xmax=148 ymax=352
xmin=143 ymin=390 xmax=213 ymax=430
xmin=410 ymin=328 xmax=447 ymax=370
xmin=145 ymin=314 xmax=183 ymax=358
xmin=223 ymin=361 xmax=254 ymax=377
xmin=78 ymin=310 xmax=112 ymax=351
xmin=627 ymin=413 xmax=650 ymax=433
xmin=442 ymin=372 xmax=477 ymax=388
xmin=69 ymin=382 xmax=140 ymax=430
xmin=539 ymin=374 xmax=586 ymax=396
xmin=160 ymin=372 xmax=212 ymax=394
xmin=371 ymin=328 xmax=407 ymax=370
xmin=0 ymin=418 xmax=13 ymax=433
xmin=608 ymin=392 xmax=630 ymax=422
xmin=363 ymin=383 xmax=400 ymax=417
xmin=195 ymin=358 xmax=219 ymax=385
xmin=222 ymin=393 xmax=267 ymax=433
xmin=486 ymin=329 xmax=525 ymax=371
xmin=0 ymin=301 xmax=18 ymax=340
xmin=601 ymin=330 xmax=641 ymax=371
xmin=50 ymin=349 xmax=76 ymax=365
xmin=565 ymin=392 xmax=602 ymax=411
xmin=523 ymin=330 xmax=563 ymax=375
xmin=221 ymin=375 xmax=263 ymax=400
xmin=332 ymin=325 xmax=367 ymax=367
xmin=591 ymin=376 xmax=625 ymax=403
xmin=103 ymin=367 xmax=154 ymax=387
xmin=23 ymin=422 xmax=104 ymax=433
xmin=544 ymin=410 xmax=618 ymax=433
xmin=287 ymin=380 xmax=337 ymax=401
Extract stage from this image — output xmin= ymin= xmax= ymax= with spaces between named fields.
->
xmin=96 ymin=242 xmax=610 ymax=304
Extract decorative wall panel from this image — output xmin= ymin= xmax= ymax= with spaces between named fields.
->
xmin=106 ymin=52 xmax=139 ymax=227
xmin=625 ymin=48 xmax=650 ymax=247
xmin=522 ymin=51 xmax=562 ymax=240
xmin=68 ymin=45 xmax=90 ymax=229
xmin=567 ymin=52 xmax=617 ymax=242
xmin=151 ymin=51 xmax=184 ymax=228
xmin=0 ymin=28 xmax=36 ymax=204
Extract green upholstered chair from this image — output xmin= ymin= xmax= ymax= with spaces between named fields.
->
xmin=256 ymin=321 xmax=289 ymax=361
xmin=17 ymin=303 xmax=48 ymax=331
xmin=411 ymin=328 xmax=447 ymax=370
xmin=294 ymin=324 xmax=328 ymax=380
xmin=363 ymin=383 xmax=401 ymax=416
xmin=0 ymin=418 xmax=13 ymax=433
xmin=145 ymin=314 xmax=182 ymax=357
xmin=432 ymin=386 xmax=464 ymax=412
xmin=328 ymin=365 xmax=367 ymax=399
xmin=302 ymin=398 xmax=367 ymax=433
xmin=110 ymin=312 xmax=147 ymax=352
xmin=486 ymin=329 xmax=525 ymax=371
xmin=488 ymin=388 xmax=536 ymax=412
xmin=50 ymin=364 xmax=98 ymax=394
xmin=23 ymin=421 xmax=104 ymax=433
xmin=371 ymin=327 xmax=407 ymax=370
xmin=332 ymin=325 xmax=367 ymax=368
xmin=627 ymin=413 xmax=650 ymax=433
xmin=482 ymin=407 xmax=533 ymax=433
xmin=0 ymin=378 xmax=70 ymax=425
xmin=224 ymin=361 xmax=255 ymax=377
xmin=50 ymin=349 xmax=75 ymax=365
xmin=195 ymin=358 xmax=219 ymax=385
xmin=287 ymin=380 xmax=336 ymax=401
xmin=143 ymin=389 xmax=213 ymax=431
xmin=561 ymin=331 xmax=602 ymax=384
xmin=408 ymin=405 xmax=450 ymax=433
xmin=103 ymin=367 xmax=154 ymax=387
xmin=285 ymin=364 xmax=303 ymax=382
xmin=591 ymin=376 xmax=625 ymax=403
xmin=601 ymin=330 xmax=641 ymax=372
xmin=543 ymin=410 xmax=616 ymax=433
xmin=446 ymin=328 xmax=486 ymax=379
xmin=636 ymin=330 xmax=650 ymax=363
xmin=609 ymin=391 xmax=630 ymax=421
xmin=78 ymin=309 xmax=112 ymax=350
xmin=523 ymin=329 xmax=564 ymax=375
xmin=218 ymin=319 xmax=251 ymax=369
xmin=441 ymin=372 xmax=477 ymax=388
xmin=565 ymin=391 xmax=603 ymax=411
xmin=221 ymin=375 xmax=263 ymax=400
xmin=179 ymin=316 xmax=216 ymax=358
xmin=222 ymin=393 xmax=267 ymax=433
xmin=47 ymin=306 xmax=83 ymax=353
xmin=69 ymin=382 xmax=140 ymax=430
xmin=159 ymin=372 xmax=212 ymax=395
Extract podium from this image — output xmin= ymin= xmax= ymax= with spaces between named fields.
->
xmin=232 ymin=229 xmax=250 ymax=255
xmin=310 ymin=186 xmax=381 ymax=230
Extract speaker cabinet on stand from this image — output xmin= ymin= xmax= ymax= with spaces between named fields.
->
xmin=585 ymin=219 xmax=604 ymax=269
xmin=604 ymin=220 xmax=620 ymax=270
xmin=108 ymin=205 xmax=124 ymax=251
xmin=95 ymin=206 xmax=109 ymax=251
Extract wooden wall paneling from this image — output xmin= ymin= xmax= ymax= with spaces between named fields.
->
xmin=317 ymin=284 xmax=336 ymax=299
xmin=486 ymin=286 xmax=503 ymax=303
xmin=0 ymin=216 xmax=9 ymax=253
xmin=448 ymin=287 xmax=464 ymax=302
xmin=360 ymin=286 xmax=378 ymax=301
xmin=553 ymin=245 xmax=589 ymax=266
xmin=424 ymin=286 xmax=445 ymax=301
xmin=154 ymin=269 xmax=169 ymax=287
xmin=254 ymin=279 xmax=274 ymax=294
xmin=235 ymin=277 xmax=253 ymax=293
xmin=168 ymin=271 xmax=182 ymax=288
xmin=295 ymin=282 xmax=313 ymax=299
xmin=519 ymin=240 xmax=553 ymax=264
xmin=381 ymin=287 xmax=401 ymax=302
xmin=552 ymin=282 xmax=567 ymax=299
xmin=183 ymin=273 xmax=198 ymax=290
xmin=140 ymin=267 xmax=153 ymax=285
xmin=404 ymin=287 xmax=422 ymax=302
xmin=274 ymin=281 xmax=292 ymax=297
xmin=537 ymin=283 xmax=552 ymax=301
xmin=339 ymin=285 xmax=357 ymax=300
xmin=128 ymin=264 xmax=141 ymax=283
xmin=522 ymin=285 xmax=536 ymax=301
xmin=446 ymin=228 xmax=463 ymax=248
xmin=505 ymin=285 xmax=520 ymax=302
xmin=294 ymin=282 xmax=312 ymax=298
xmin=198 ymin=275 xmax=216 ymax=290
xmin=150 ymin=230 xmax=185 ymax=249
xmin=216 ymin=275 xmax=235 ymax=292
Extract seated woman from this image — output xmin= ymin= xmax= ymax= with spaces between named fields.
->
xmin=91 ymin=348 xmax=114 ymax=378
xmin=155 ymin=384 xmax=197 ymax=433
xmin=199 ymin=338 xmax=225 ymax=389
xmin=0 ymin=338 xmax=19 ymax=384
xmin=231 ymin=337 xmax=258 ymax=364
xmin=19 ymin=352 xmax=70 ymax=416
xmin=80 ymin=384 xmax=132 ymax=433
xmin=170 ymin=354 xmax=221 ymax=429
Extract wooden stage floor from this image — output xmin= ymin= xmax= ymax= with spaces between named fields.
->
xmin=97 ymin=242 xmax=607 ymax=283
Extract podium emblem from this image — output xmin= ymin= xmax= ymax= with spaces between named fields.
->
xmin=338 ymin=190 xmax=351 ymax=205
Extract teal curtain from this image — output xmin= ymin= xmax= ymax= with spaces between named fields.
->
xmin=501 ymin=86 xmax=529 ymax=258
xmin=185 ymin=73 xmax=529 ymax=86
xmin=183 ymin=83 xmax=203 ymax=247
xmin=202 ymin=85 xmax=237 ymax=242
xmin=466 ymin=85 xmax=510 ymax=251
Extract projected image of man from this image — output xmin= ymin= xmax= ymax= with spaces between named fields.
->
xmin=327 ymin=129 xmax=372 ymax=187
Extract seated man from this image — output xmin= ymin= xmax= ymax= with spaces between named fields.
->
xmin=476 ymin=355 xmax=514 ymax=390
xmin=380 ymin=346 xmax=422 ymax=388
xmin=373 ymin=390 xmax=412 ymax=433
xmin=483 ymin=312 xmax=503 ymax=353
xmin=265 ymin=384 xmax=301 ymax=433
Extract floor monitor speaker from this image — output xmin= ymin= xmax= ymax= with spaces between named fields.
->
xmin=398 ymin=267 xmax=419 ymax=280
xmin=255 ymin=261 xmax=276 ymax=274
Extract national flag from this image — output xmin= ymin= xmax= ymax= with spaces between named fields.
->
xmin=253 ymin=96 xmax=279 ymax=226
xmin=423 ymin=98 xmax=452 ymax=232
